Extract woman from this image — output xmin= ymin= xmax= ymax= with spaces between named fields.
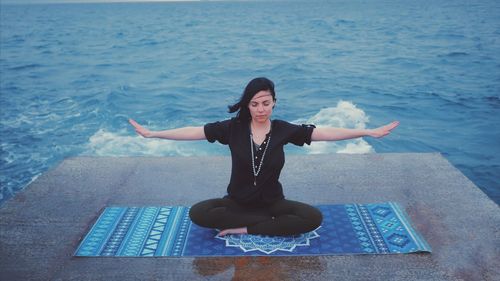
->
xmin=129 ymin=77 xmax=399 ymax=237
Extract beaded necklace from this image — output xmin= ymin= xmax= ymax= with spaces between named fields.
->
xmin=249 ymin=123 xmax=272 ymax=186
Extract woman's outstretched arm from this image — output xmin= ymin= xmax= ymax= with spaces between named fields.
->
xmin=129 ymin=119 xmax=206 ymax=140
xmin=311 ymin=121 xmax=399 ymax=141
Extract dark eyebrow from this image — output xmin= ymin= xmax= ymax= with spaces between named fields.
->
xmin=251 ymin=98 xmax=273 ymax=103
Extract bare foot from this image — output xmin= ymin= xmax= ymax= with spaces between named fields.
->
xmin=217 ymin=227 xmax=248 ymax=236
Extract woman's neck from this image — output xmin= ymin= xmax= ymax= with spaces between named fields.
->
xmin=250 ymin=119 xmax=271 ymax=132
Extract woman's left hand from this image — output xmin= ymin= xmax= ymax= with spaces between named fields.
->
xmin=129 ymin=119 xmax=154 ymax=138
xmin=369 ymin=121 xmax=400 ymax=138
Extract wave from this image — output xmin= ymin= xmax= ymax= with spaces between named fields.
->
xmin=8 ymin=64 xmax=44 ymax=71
xmin=85 ymin=129 xmax=207 ymax=157
xmin=335 ymin=19 xmax=356 ymax=27
xmin=302 ymin=100 xmax=374 ymax=154
xmin=484 ymin=95 xmax=500 ymax=107
xmin=439 ymin=52 xmax=470 ymax=58
xmin=84 ymin=101 xmax=374 ymax=157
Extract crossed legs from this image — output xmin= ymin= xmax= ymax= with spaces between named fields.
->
xmin=189 ymin=198 xmax=323 ymax=236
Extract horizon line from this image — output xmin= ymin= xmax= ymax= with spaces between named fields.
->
xmin=0 ymin=0 xmax=250 ymax=5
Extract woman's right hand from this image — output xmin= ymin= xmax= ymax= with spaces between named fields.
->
xmin=129 ymin=119 xmax=154 ymax=138
xmin=368 ymin=121 xmax=399 ymax=138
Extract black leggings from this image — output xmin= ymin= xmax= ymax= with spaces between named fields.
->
xmin=189 ymin=198 xmax=323 ymax=236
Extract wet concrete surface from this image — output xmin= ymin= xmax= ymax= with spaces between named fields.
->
xmin=0 ymin=153 xmax=499 ymax=280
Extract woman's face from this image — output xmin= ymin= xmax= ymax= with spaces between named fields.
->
xmin=248 ymin=90 xmax=275 ymax=123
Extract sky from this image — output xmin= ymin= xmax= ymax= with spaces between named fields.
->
xmin=0 ymin=0 xmax=204 ymax=4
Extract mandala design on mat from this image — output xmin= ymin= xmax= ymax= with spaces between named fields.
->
xmin=216 ymin=227 xmax=320 ymax=254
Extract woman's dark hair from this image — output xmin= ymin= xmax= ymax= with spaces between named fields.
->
xmin=228 ymin=77 xmax=276 ymax=121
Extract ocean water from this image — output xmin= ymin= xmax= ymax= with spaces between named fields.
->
xmin=0 ymin=0 xmax=499 ymax=206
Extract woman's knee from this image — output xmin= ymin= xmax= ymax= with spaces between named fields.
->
xmin=292 ymin=203 xmax=323 ymax=232
xmin=306 ymin=206 xmax=323 ymax=231
xmin=189 ymin=199 xmax=217 ymax=226
xmin=280 ymin=200 xmax=323 ymax=228
xmin=189 ymin=198 xmax=233 ymax=227
xmin=189 ymin=201 xmax=204 ymax=225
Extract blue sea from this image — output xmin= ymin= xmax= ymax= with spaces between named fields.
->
xmin=1 ymin=0 xmax=499 ymax=206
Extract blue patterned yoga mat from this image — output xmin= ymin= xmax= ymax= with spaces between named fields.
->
xmin=74 ymin=202 xmax=431 ymax=256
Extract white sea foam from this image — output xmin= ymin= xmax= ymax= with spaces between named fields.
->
xmin=86 ymin=101 xmax=374 ymax=157
xmin=86 ymin=129 xmax=206 ymax=157
xmin=303 ymin=100 xmax=374 ymax=154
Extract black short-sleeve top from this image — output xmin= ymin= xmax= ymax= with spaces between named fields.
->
xmin=204 ymin=118 xmax=315 ymax=206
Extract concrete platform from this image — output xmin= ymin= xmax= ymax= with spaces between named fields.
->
xmin=0 ymin=153 xmax=499 ymax=281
